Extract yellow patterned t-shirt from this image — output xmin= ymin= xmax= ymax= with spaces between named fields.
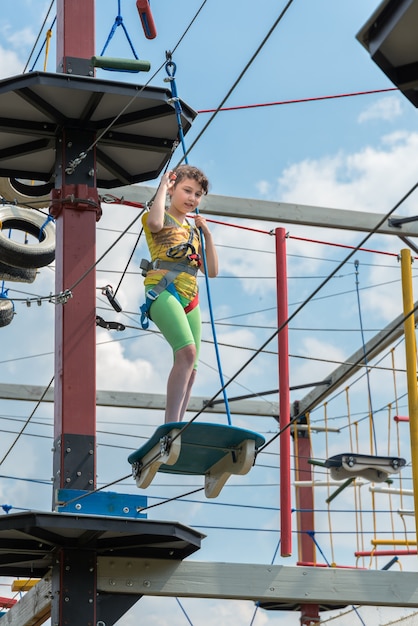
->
xmin=142 ymin=211 xmax=200 ymax=301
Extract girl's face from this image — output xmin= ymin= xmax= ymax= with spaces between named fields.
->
xmin=169 ymin=177 xmax=204 ymax=214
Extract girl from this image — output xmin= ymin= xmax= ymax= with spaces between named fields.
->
xmin=141 ymin=165 xmax=218 ymax=422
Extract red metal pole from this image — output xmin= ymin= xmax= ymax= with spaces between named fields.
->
xmin=53 ymin=0 xmax=98 ymax=492
xmin=56 ymin=0 xmax=95 ymax=74
xmin=355 ymin=550 xmax=418 ymax=557
xmin=51 ymin=3 xmax=99 ymax=625
xmin=294 ymin=432 xmax=320 ymax=624
xmin=275 ymin=227 xmax=292 ymax=557
xmin=294 ymin=435 xmax=316 ymax=560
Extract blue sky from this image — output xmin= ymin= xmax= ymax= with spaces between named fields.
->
xmin=1 ymin=1 xmax=418 ymax=625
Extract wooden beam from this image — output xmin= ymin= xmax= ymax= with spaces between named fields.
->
xmin=101 ymin=184 xmax=418 ymax=237
xmin=0 ymin=576 xmax=51 ymax=626
xmin=0 ymin=384 xmax=278 ymax=417
xmin=6 ymin=559 xmax=418 ymax=626
xmin=96 ymin=558 xmax=418 ymax=608
xmin=295 ymin=304 xmax=418 ymax=416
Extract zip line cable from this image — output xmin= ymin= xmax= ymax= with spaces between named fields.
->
xmin=179 ymin=176 xmax=418 ymax=434
xmin=257 ymin=302 xmax=418 ymax=453
xmin=13 ymin=206 xmax=147 ymax=305
xmin=175 ymin=0 xmax=296 ymax=166
xmin=65 ymin=0 xmax=209 ymax=176
xmin=69 ymin=294 xmax=415 ymax=506
xmin=8 ymin=328 xmax=411 ymax=514
xmin=250 ymin=538 xmax=281 ymax=626
xmin=0 ymin=376 xmax=54 ymax=467
xmin=22 ymin=0 xmax=55 ymax=73
xmin=27 ymin=16 xmax=56 ymax=73
xmin=112 ymin=227 xmax=144 ymax=298
xmin=197 ymin=86 xmax=398 ymax=114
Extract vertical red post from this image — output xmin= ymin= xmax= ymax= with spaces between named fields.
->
xmin=53 ymin=0 xmax=98 ymax=494
xmin=294 ymin=429 xmax=320 ymax=624
xmin=275 ymin=227 xmax=292 ymax=557
xmin=51 ymin=3 xmax=99 ymax=624
xmin=56 ymin=0 xmax=95 ymax=74
xmin=294 ymin=431 xmax=316 ymax=563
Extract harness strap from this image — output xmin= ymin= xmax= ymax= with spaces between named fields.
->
xmin=152 ymin=259 xmax=198 ymax=275
xmin=184 ymin=292 xmax=199 ymax=314
xmin=140 ymin=259 xmax=198 ymax=329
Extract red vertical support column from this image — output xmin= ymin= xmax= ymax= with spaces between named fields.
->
xmin=294 ymin=421 xmax=320 ymax=625
xmin=51 ymin=2 xmax=99 ymax=625
xmin=275 ymin=227 xmax=292 ymax=557
xmin=56 ymin=0 xmax=95 ymax=74
xmin=53 ymin=0 xmax=98 ymax=496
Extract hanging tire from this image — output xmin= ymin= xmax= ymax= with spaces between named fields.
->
xmin=0 ymin=205 xmax=55 ymax=269
xmin=0 ymin=298 xmax=14 ymax=328
xmin=0 ymin=177 xmax=51 ymax=205
xmin=0 ymin=261 xmax=37 ymax=283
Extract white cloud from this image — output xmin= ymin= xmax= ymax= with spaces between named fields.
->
xmin=263 ymin=131 xmax=418 ymax=214
xmin=293 ymin=336 xmax=346 ymax=387
xmin=96 ymin=328 xmax=159 ymax=392
xmin=252 ymin=131 xmax=418 ymax=326
xmin=358 ymin=96 xmax=403 ymax=123
xmin=6 ymin=27 xmax=35 ymax=52
xmin=0 ymin=44 xmax=24 ymax=78
xmin=256 ymin=180 xmax=271 ymax=196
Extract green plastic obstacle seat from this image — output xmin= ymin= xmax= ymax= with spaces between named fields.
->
xmin=128 ymin=422 xmax=265 ymax=498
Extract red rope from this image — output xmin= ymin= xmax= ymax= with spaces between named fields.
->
xmin=101 ymin=195 xmax=146 ymax=209
xmin=289 ymin=234 xmax=403 ymax=257
xmin=198 ymin=218 xmax=414 ymax=258
xmin=197 ymin=87 xmax=398 ymax=114
xmin=189 ymin=214 xmax=271 ymax=235
xmin=104 ymin=196 xmax=416 ymax=260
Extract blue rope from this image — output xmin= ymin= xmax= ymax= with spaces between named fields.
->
xmin=165 ymin=58 xmax=189 ymax=159
xmin=165 ymin=54 xmax=232 ymax=425
xmin=199 ymin=238 xmax=232 ymax=425
xmin=175 ymin=598 xmax=195 ymax=625
xmin=100 ymin=0 xmax=140 ymax=69
xmin=306 ymin=531 xmax=367 ymax=626
xmin=29 ymin=16 xmax=57 ymax=73
xmin=39 ymin=214 xmax=55 ymax=241
xmin=250 ymin=537 xmax=281 ymax=625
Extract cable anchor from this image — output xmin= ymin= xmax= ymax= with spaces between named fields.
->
xmin=56 ymin=289 xmax=73 ymax=304
xmin=65 ymin=152 xmax=87 ymax=175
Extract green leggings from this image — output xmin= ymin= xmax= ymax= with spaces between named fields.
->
xmin=148 ymin=289 xmax=201 ymax=369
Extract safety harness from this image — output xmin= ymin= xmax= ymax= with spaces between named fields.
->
xmin=140 ymin=220 xmax=201 ymax=330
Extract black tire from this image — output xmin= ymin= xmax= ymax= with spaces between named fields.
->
xmin=0 ymin=177 xmax=51 ymax=205
xmin=0 ymin=298 xmax=14 ymax=327
xmin=0 ymin=261 xmax=37 ymax=283
xmin=0 ymin=205 xmax=55 ymax=269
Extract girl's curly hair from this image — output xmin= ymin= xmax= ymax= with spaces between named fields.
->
xmin=172 ymin=165 xmax=209 ymax=195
